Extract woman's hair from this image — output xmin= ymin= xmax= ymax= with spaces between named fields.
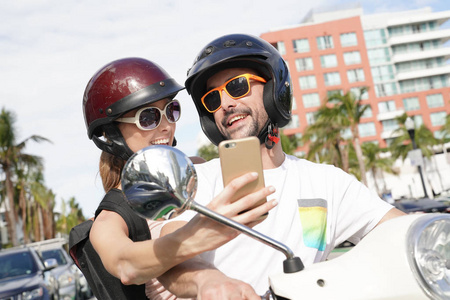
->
xmin=99 ymin=150 xmax=126 ymax=192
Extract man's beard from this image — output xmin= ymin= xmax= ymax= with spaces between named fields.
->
xmin=219 ymin=108 xmax=264 ymax=140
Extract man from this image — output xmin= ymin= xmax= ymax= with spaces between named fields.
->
xmin=159 ymin=34 xmax=405 ymax=298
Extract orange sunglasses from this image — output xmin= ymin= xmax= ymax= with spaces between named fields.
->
xmin=201 ymin=73 xmax=267 ymax=113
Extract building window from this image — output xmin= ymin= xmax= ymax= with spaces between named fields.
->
xmin=316 ymin=35 xmax=334 ymax=50
xmin=299 ymin=75 xmax=317 ymax=90
xmin=392 ymin=40 xmax=440 ymax=55
xmin=413 ymin=115 xmax=424 ymax=127
xmin=306 ymin=112 xmax=316 ymax=125
xmin=293 ymin=38 xmax=310 ymax=53
xmin=388 ymin=22 xmax=436 ymax=38
xmin=430 ymin=111 xmax=446 ymax=126
xmin=361 ymin=106 xmax=373 ymax=118
xmin=403 ymin=97 xmax=420 ymax=111
xmin=324 ymin=72 xmax=341 ymax=86
xmin=302 ymin=93 xmax=321 ymax=108
xmin=295 ymin=57 xmax=314 ymax=71
xmin=367 ymin=48 xmax=390 ymax=65
xmin=358 ymin=122 xmax=376 ymax=137
xmin=396 ymin=57 xmax=444 ymax=73
xmin=364 ymin=29 xmax=387 ymax=48
xmin=375 ymin=83 xmax=398 ymax=97
xmin=343 ymin=51 xmax=361 ymax=65
xmin=320 ymin=54 xmax=337 ymax=68
xmin=378 ymin=100 xmax=396 ymax=113
xmin=292 ymin=96 xmax=297 ymax=110
xmin=371 ymin=65 xmax=395 ymax=83
xmin=349 ymin=87 xmax=369 ymax=100
xmin=426 ymin=94 xmax=444 ymax=108
xmin=400 ymin=75 xmax=447 ymax=93
xmin=381 ymin=119 xmax=399 ymax=132
xmin=340 ymin=32 xmax=357 ymax=47
xmin=276 ymin=41 xmax=286 ymax=55
xmin=347 ymin=68 xmax=365 ymax=83
xmin=284 ymin=114 xmax=300 ymax=129
xmin=327 ymin=89 xmax=343 ymax=98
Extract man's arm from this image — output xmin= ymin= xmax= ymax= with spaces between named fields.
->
xmin=376 ymin=207 xmax=406 ymax=226
xmin=158 ymin=257 xmax=259 ymax=300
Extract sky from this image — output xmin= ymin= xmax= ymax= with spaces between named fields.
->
xmin=1 ymin=0 xmax=449 ymax=217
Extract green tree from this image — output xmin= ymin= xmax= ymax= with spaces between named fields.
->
xmin=390 ymin=114 xmax=442 ymax=195
xmin=439 ymin=113 xmax=450 ymax=142
xmin=0 ymin=108 xmax=51 ymax=246
xmin=280 ymin=132 xmax=301 ymax=156
xmin=15 ymin=154 xmax=46 ymax=243
xmin=56 ymin=197 xmax=85 ymax=236
xmin=362 ymin=142 xmax=398 ymax=196
xmin=197 ymin=143 xmax=219 ymax=161
xmin=389 ymin=114 xmax=438 ymax=160
xmin=31 ymin=175 xmax=56 ymax=241
xmin=326 ymin=87 xmax=371 ymax=186
xmin=302 ymin=104 xmax=349 ymax=170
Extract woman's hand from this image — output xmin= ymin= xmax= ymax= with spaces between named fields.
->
xmin=206 ymin=171 xmax=276 ymax=226
xmin=162 ymin=172 xmax=276 ymax=252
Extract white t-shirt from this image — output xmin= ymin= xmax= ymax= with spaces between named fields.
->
xmin=173 ymin=154 xmax=393 ymax=295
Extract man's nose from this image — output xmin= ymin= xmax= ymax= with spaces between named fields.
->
xmin=220 ymin=89 xmax=237 ymax=110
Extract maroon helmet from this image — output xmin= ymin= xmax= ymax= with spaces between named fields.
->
xmin=83 ymin=57 xmax=184 ymax=159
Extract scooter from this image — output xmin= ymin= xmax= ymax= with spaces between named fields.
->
xmin=121 ymin=145 xmax=450 ymax=300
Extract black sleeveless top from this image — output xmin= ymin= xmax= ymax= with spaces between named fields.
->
xmin=69 ymin=189 xmax=151 ymax=300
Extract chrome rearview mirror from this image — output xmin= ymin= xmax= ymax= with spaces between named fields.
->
xmin=121 ymin=145 xmax=197 ymax=220
xmin=121 ymin=145 xmax=303 ymax=273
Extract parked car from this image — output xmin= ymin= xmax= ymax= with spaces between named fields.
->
xmin=41 ymin=246 xmax=93 ymax=300
xmin=0 ymin=247 xmax=58 ymax=300
xmin=31 ymin=239 xmax=93 ymax=300
xmin=393 ymin=198 xmax=449 ymax=214
xmin=434 ymin=195 xmax=450 ymax=213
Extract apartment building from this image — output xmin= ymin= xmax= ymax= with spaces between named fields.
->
xmin=260 ymin=5 xmax=450 ymax=155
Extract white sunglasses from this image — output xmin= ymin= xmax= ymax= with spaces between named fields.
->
xmin=116 ymin=100 xmax=181 ymax=130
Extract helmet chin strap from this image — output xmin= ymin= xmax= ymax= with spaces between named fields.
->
xmin=100 ymin=124 xmax=134 ymax=161
xmin=95 ymin=124 xmax=178 ymax=161
xmin=257 ymin=120 xmax=280 ymax=150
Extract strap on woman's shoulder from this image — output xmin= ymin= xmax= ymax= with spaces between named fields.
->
xmin=95 ymin=189 xmax=151 ymax=241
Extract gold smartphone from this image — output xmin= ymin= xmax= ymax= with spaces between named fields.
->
xmin=218 ymin=136 xmax=267 ymax=213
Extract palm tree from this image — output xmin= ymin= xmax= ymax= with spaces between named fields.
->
xmin=0 ymin=108 xmax=51 ymax=246
xmin=302 ymin=104 xmax=350 ymax=171
xmin=439 ymin=114 xmax=450 ymax=142
xmin=280 ymin=132 xmax=302 ymax=156
xmin=15 ymin=156 xmax=45 ymax=243
xmin=389 ymin=114 xmax=437 ymax=160
xmin=362 ymin=142 xmax=398 ymax=196
xmin=326 ymin=87 xmax=371 ymax=186
xmin=390 ymin=113 xmax=441 ymax=195
xmin=57 ymin=197 xmax=86 ymax=236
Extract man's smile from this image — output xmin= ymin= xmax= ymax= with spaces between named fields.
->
xmin=227 ymin=114 xmax=248 ymax=127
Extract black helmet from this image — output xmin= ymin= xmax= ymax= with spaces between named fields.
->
xmin=185 ymin=33 xmax=292 ymax=146
xmin=83 ymin=57 xmax=184 ymax=160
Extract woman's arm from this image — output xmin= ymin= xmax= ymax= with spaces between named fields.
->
xmin=90 ymin=171 xmax=276 ymax=285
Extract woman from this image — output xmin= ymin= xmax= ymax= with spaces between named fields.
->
xmin=80 ymin=57 xmax=276 ymax=299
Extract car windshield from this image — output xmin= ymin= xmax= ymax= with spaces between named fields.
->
xmin=41 ymin=249 xmax=67 ymax=266
xmin=0 ymin=252 xmax=38 ymax=280
xmin=400 ymin=203 xmax=420 ymax=209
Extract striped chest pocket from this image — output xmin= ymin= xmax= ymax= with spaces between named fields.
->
xmin=298 ymin=199 xmax=327 ymax=251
